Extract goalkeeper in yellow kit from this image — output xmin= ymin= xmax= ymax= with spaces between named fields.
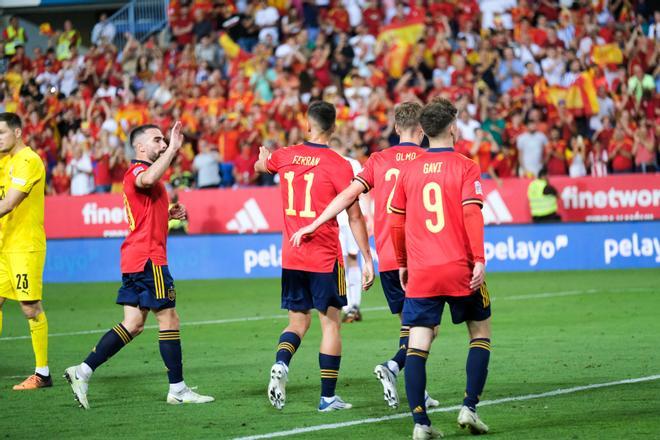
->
xmin=0 ymin=112 xmax=50 ymax=390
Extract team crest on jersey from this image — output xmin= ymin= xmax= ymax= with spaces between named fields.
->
xmin=133 ymin=166 xmax=145 ymax=176
xmin=474 ymin=181 xmax=483 ymax=195
xmin=168 ymin=286 xmax=176 ymax=301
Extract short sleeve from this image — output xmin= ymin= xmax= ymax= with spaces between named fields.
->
xmin=389 ymin=167 xmax=407 ymax=215
xmin=332 ymin=159 xmax=355 ymax=193
xmin=9 ymin=155 xmax=43 ymax=193
xmin=265 ymin=148 xmax=285 ymax=174
xmin=462 ymin=161 xmax=484 ymax=208
xmin=124 ymin=164 xmax=147 ymax=189
xmin=354 ymin=154 xmax=375 ymax=193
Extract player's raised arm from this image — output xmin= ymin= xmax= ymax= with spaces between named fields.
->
xmin=135 ymin=121 xmax=184 ymax=188
xmin=290 ymin=181 xmax=365 ymax=247
xmin=346 ymin=200 xmax=375 ymax=290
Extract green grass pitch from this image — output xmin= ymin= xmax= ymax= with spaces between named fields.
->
xmin=1 ymin=269 xmax=659 ymax=439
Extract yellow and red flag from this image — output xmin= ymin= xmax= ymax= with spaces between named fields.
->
xmin=591 ymin=43 xmax=623 ymax=66
xmin=218 ymin=32 xmax=253 ymax=76
xmin=377 ymin=18 xmax=425 ymax=78
xmin=565 ymin=69 xmax=599 ymax=116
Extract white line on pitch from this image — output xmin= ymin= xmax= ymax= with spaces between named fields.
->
xmin=232 ymin=374 xmax=660 ymax=440
xmin=0 ymin=287 xmax=649 ymax=342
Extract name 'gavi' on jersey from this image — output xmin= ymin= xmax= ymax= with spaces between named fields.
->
xmin=390 ymin=147 xmax=483 ymax=297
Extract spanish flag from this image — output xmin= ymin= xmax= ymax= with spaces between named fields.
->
xmin=218 ymin=32 xmax=252 ymax=76
xmin=533 ymin=78 xmax=566 ymax=107
xmin=377 ymin=18 xmax=425 ymax=78
xmin=565 ymin=69 xmax=599 ymax=116
xmin=591 ymin=43 xmax=623 ymax=66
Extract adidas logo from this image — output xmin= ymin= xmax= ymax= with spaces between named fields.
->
xmin=413 ymin=405 xmax=424 ymax=413
xmin=226 ymin=198 xmax=269 ymax=233
xmin=482 ymin=190 xmax=513 ymax=225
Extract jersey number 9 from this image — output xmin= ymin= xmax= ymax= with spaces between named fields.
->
xmin=423 ymin=182 xmax=445 ymax=233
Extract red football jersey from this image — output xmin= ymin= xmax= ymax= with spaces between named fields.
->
xmin=267 ymin=142 xmax=354 ymax=272
xmin=390 ymin=148 xmax=483 ymax=297
xmin=354 ymin=143 xmax=425 ymax=272
xmin=121 ymin=161 xmax=169 ymax=273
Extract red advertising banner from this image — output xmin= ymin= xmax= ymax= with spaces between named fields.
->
xmin=45 ymin=174 xmax=659 ymax=238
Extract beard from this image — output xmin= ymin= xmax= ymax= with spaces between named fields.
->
xmin=147 ymin=149 xmax=163 ymax=163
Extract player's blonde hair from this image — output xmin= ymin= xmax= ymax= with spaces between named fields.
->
xmin=394 ymin=102 xmax=422 ymax=131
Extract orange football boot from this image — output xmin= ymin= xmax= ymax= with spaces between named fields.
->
xmin=12 ymin=374 xmax=53 ymax=390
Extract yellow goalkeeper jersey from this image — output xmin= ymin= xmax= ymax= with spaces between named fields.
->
xmin=1 ymin=146 xmax=46 ymax=253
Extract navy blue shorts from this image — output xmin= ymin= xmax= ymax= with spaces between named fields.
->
xmin=117 ymin=260 xmax=176 ymax=310
xmin=402 ymin=285 xmax=491 ymax=328
xmin=380 ymin=270 xmax=405 ymax=314
xmin=281 ymin=261 xmax=347 ymax=313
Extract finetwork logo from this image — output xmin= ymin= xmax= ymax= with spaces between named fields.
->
xmin=485 ymin=235 xmax=569 ymax=267
xmin=226 ymin=198 xmax=270 ymax=233
xmin=482 ymin=190 xmax=513 ymax=224
xmin=82 ymin=202 xmax=126 ymax=225
xmin=81 ymin=203 xmax=129 ymax=237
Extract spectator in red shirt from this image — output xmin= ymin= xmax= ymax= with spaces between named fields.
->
xmin=470 ymin=129 xmax=498 ymax=176
xmin=488 ymin=144 xmax=518 ymax=186
xmin=109 ymin=147 xmax=129 ymax=193
xmin=171 ymin=6 xmax=194 ymax=47
xmin=544 ymin=127 xmax=568 ymax=176
xmin=50 ymin=160 xmax=71 ymax=195
xmin=608 ymin=127 xmax=634 ymax=173
xmin=362 ymin=0 xmax=382 ymax=35
xmin=232 ymin=142 xmax=258 ymax=186
xmin=217 ymin=115 xmax=241 ymax=163
xmin=92 ymin=144 xmax=112 ymax=193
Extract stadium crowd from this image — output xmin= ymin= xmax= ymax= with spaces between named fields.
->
xmin=0 ymin=0 xmax=658 ymax=196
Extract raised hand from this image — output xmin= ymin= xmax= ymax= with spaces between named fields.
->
xmin=169 ymin=121 xmax=184 ymax=152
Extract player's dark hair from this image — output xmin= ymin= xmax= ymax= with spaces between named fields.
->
xmin=394 ymin=102 xmax=422 ymax=131
xmin=420 ymin=99 xmax=458 ymax=138
xmin=307 ymin=101 xmax=336 ymax=133
xmin=0 ymin=112 xmax=22 ymax=130
xmin=129 ymin=124 xmax=160 ymax=148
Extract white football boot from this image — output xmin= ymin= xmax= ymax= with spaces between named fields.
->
xmin=268 ymin=362 xmax=288 ymax=410
xmin=64 ymin=366 xmax=90 ymax=409
xmin=457 ymin=405 xmax=489 ymax=435
xmin=413 ymin=423 xmax=443 ymax=439
xmin=167 ymin=387 xmax=215 ymax=405
xmin=374 ymin=363 xmax=399 ymax=408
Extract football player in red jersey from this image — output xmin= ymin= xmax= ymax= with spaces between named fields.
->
xmin=290 ymin=102 xmax=439 ymax=410
xmin=255 ymin=101 xmax=374 ymax=412
xmin=389 ymin=99 xmax=490 ymax=439
xmin=65 ymin=122 xmax=214 ymax=409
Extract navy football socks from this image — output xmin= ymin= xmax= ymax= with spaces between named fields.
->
xmin=275 ymin=331 xmax=301 ymax=366
xmin=391 ymin=326 xmax=410 ymax=371
xmin=159 ymin=330 xmax=183 ymax=383
xmin=84 ymin=323 xmax=133 ymax=370
xmin=405 ymin=348 xmax=431 ymax=426
xmin=319 ymin=353 xmax=341 ymax=398
xmin=464 ymin=338 xmax=491 ymax=411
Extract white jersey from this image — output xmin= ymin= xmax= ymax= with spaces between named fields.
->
xmin=337 ymin=155 xmax=363 ymax=227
